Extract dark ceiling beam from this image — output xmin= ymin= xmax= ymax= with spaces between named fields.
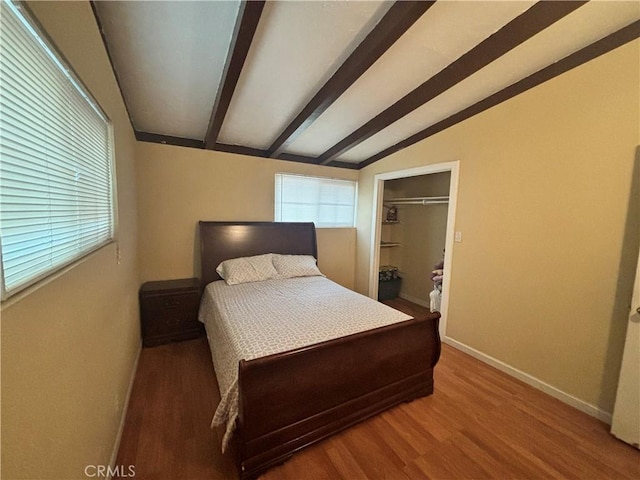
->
xmin=266 ymin=1 xmax=435 ymax=159
xmin=204 ymin=1 xmax=265 ymax=149
xmin=359 ymin=20 xmax=640 ymax=169
xmin=323 ymin=160 xmax=360 ymax=170
xmin=136 ymin=131 xmax=205 ymax=149
xmin=214 ymin=143 xmax=323 ymax=166
xmin=318 ymin=0 xmax=588 ymax=165
xmin=132 ymin=134 xmax=358 ymax=169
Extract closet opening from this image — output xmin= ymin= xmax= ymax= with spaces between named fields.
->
xmin=369 ymin=162 xmax=459 ymax=339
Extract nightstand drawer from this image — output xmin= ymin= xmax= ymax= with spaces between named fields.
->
xmin=141 ymin=308 xmax=199 ymax=338
xmin=141 ymin=293 xmax=200 ymax=318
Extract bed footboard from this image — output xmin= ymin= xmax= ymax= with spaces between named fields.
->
xmin=235 ymin=314 xmax=441 ymax=479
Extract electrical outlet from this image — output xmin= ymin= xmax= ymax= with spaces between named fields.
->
xmin=454 ymin=231 xmax=463 ymax=243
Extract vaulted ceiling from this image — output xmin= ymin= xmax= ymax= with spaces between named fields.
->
xmin=92 ymin=1 xmax=640 ymax=170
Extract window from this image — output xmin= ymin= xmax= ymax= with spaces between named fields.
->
xmin=0 ymin=0 xmax=115 ymax=299
xmin=275 ymin=173 xmax=357 ymax=228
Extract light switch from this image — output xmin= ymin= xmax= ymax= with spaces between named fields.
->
xmin=454 ymin=231 xmax=463 ymax=243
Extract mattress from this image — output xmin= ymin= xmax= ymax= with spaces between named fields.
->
xmin=198 ymin=275 xmax=412 ymax=451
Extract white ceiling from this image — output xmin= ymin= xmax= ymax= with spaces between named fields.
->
xmin=93 ymin=0 xmax=241 ymax=139
xmin=218 ymin=0 xmax=392 ymax=149
xmin=93 ymin=0 xmax=640 ymax=168
xmin=286 ymin=0 xmax=537 ymax=158
xmin=337 ymin=0 xmax=640 ymax=163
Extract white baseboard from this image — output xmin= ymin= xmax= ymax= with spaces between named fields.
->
xmin=443 ymin=336 xmax=613 ymax=424
xmin=398 ymin=292 xmax=430 ymax=309
xmin=108 ymin=341 xmax=142 ymax=478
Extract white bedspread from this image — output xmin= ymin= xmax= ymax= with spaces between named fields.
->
xmin=198 ymin=276 xmax=412 ymax=451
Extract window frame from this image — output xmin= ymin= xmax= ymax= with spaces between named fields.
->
xmin=0 ymin=0 xmax=117 ymax=301
xmin=274 ymin=173 xmax=358 ymax=228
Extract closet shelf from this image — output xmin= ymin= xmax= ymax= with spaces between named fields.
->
xmin=385 ymin=196 xmax=448 ymax=206
xmin=382 ymin=220 xmax=400 ymax=225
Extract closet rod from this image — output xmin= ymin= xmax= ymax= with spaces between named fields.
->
xmin=385 ymin=196 xmax=449 ymax=205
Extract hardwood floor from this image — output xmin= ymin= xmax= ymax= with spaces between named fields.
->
xmin=115 ymin=299 xmax=639 ymax=479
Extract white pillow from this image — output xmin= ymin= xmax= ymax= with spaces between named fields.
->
xmin=272 ymin=254 xmax=324 ymax=279
xmin=216 ymin=254 xmax=278 ymax=285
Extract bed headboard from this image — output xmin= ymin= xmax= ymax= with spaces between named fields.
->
xmin=199 ymin=221 xmax=318 ymax=287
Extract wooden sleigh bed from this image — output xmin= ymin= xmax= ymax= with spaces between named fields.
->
xmin=198 ymin=221 xmax=441 ymax=479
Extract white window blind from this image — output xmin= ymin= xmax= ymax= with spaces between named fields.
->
xmin=275 ymin=174 xmax=356 ymax=228
xmin=0 ymin=0 xmax=115 ymax=299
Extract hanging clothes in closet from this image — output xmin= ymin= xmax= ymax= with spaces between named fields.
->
xmin=429 ymin=256 xmax=444 ymax=313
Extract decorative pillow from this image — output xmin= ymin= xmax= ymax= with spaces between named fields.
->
xmin=272 ymin=254 xmax=324 ymax=279
xmin=216 ymin=254 xmax=278 ymax=285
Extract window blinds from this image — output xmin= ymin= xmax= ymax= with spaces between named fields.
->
xmin=0 ymin=0 xmax=114 ymax=299
xmin=275 ymin=174 xmax=356 ymax=228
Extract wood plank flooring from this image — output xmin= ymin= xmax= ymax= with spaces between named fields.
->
xmin=115 ymin=299 xmax=639 ymax=479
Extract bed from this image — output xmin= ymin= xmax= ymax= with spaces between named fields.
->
xmin=198 ymin=221 xmax=441 ymax=479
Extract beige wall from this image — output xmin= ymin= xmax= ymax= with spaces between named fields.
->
xmin=357 ymin=40 xmax=640 ymax=414
xmin=136 ymin=143 xmax=358 ymax=289
xmin=1 ymin=2 xmax=140 ymax=479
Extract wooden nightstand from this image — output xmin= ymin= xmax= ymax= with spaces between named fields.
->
xmin=139 ymin=278 xmax=204 ymax=347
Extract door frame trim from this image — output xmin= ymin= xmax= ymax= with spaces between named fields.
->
xmin=369 ymin=161 xmax=459 ymax=339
